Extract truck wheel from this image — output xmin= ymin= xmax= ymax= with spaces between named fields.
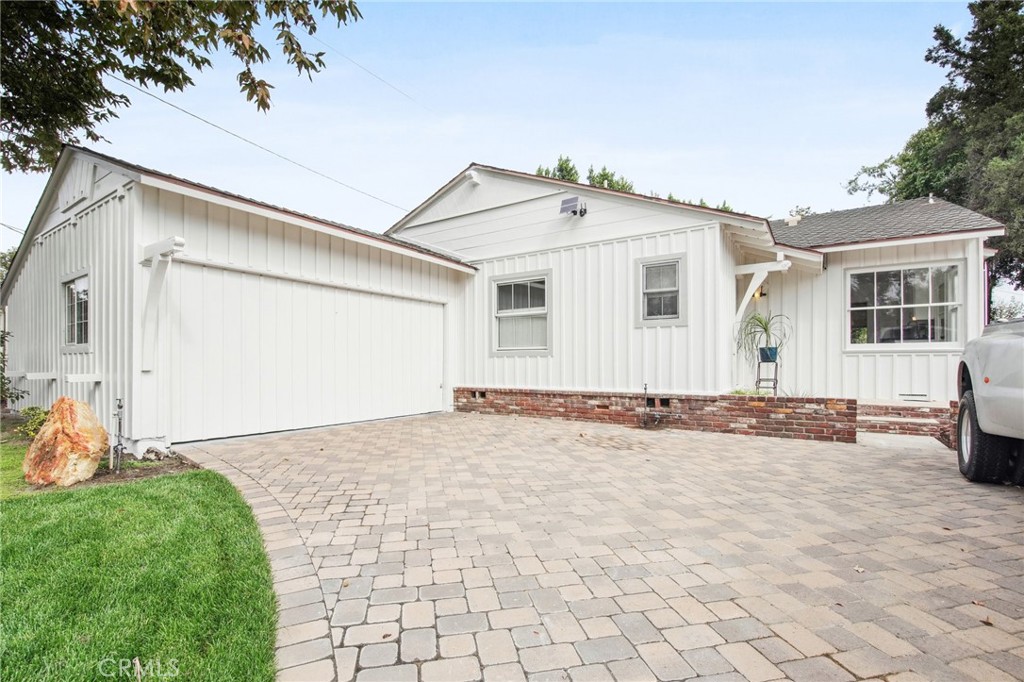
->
xmin=957 ymin=390 xmax=1009 ymax=483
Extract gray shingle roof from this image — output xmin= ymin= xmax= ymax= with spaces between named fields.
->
xmin=769 ymin=197 xmax=1003 ymax=249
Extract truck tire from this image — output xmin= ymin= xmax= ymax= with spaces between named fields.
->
xmin=957 ymin=390 xmax=1009 ymax=483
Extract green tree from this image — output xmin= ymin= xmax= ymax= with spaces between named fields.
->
xmin=586 ymin=165 xmax=635 ymax=193
xmin=535 ymin=158 xmax=737 ymax=211
xmin=847 ymin=1 xmax=1024 ymax=291
xmin=1 ymin=0 xmax=361 ymax=172
xmin=0 ymin=246 xmax=16 ymax=284
xmin=536 ymin=155 xmax=580 ymax=183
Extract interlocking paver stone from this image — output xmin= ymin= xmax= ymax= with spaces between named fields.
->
xmin=182 ymin=413 xmax=1024 ymax=682
xmin=512 ymin=624 xmax=552 ymax=648
xmin=520 ymin=643 xmax=583 ymax=672
xmin=575 ymin=636 xmax=637 ymax=665
xmin=635 ymin=642 xmax=696 ymax=681
xmin=359 ymin=642 xmax=399 ymax=668
xmin=478 ymin=629 xmax=519 ymax=665
xmin=276 ymin=637 xmax=333 ymax=670
xmin=354 ymin=664 xmax=418 ymax=682
xmin=484 ymin=662 xmax=527 ymax=682
xmin=335 ymin=647 xmax=358 ymax=682
xmin=343 ymin=622 xmax=399 ymax=646
xmin=439 ymin=612 xmax=491 ymax=635
xmin=569 ymin=663 xmax=614 ymax=681
xmin=392 ymin=631 xmax=430 ymax=665
xmin=331 ymin=598 xmax=368 ymax=626
xmin=779 ymin=656 xmax=856 ymax=682
xmin=422 ymin=655 xmax=483 ymax=682
xmin=612 ymin=613 xmax=663 ymax=645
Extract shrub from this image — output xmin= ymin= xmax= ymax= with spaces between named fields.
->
xmin=18 ymin=407 xmax=49 ymax=440
xmin=1 ymin=330 xmax=28 ymax=406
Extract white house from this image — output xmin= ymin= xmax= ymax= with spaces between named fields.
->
xmin=389 ymin=165 xmax=1004 ymax=405
xmin=1 ymin=147 xmax=474 ymax=452
xmin=2 ymin=149 xmax=1005 ymax=451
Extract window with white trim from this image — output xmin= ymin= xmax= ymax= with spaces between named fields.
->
xmin=64 ymin=274 xmax=90 ymax=345
xmin=495 ymin=277 xmax=547 ymax=350
xmin=848 ymin=264 xmax=960 ymax=345
xmin=642 ymin=261 xmax=679 ymax=320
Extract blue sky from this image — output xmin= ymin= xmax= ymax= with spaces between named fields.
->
xmin=0 ymin=1 xmax=974 ymax=252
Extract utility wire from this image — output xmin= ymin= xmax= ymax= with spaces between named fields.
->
xmin=1 ymin=222 xmax=25 ymax=234
xmin=110 ymin=75 xmax=408 ymax=212
xmin=310 ymin=35 xmax=433 ymax=113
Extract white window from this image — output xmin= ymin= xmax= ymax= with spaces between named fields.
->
xmin=635 ymin=254 xmax=687 ymax=327
xmin=848 ymin=264 xmax=960 ymax=345
xmin=494 ymin=276 xmax=548 ymax=351
xmin=643 ymin=262 xmax=679 ymax=320
xmin=64 ymin=274 xmax=90 ymax=346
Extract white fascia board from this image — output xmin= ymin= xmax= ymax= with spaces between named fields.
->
xmin=734 ymin=260 xmax=793 ymax=276
xmin=773 ymin=245 xmax=823 ymax=269
xmin=138 ymin=174 xmax=476 ymax=275
xmin=816 ymin=229 xmax=1006 ymax=253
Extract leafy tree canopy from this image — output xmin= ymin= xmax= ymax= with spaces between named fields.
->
xmin=847 ymin=1 xmax=1024 ymax=289
xmin=0 ymin=246 xmax=16 ymax=284
xmin=536 ymin=155 xmax=579 ymax=183
xmin=1 ymin=0 xmax=361 ymax=172
xmin=535 ymin=156 xmax=734 ymax=211
xmin=586 ymin=165 xmax=635 ymax=193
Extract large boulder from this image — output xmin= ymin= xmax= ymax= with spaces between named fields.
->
xmin=23 ymin=397 xmax=109 ymax=487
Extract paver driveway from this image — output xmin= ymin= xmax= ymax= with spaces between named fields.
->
xmin=178 ymin=413 xmax=1024 ymax=682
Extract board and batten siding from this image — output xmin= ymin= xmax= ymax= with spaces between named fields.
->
xmin=132 ymin=186 xmax=466 ymax=444
xmin=2 ymin=159 xmax=135 ymax=436
xmin=739 ymin=237 xmax=984 ymax=402
xmin=399 ymin=173 xmax=724 ymax=262
xmin=456 ymin=224 xmax=729 ymax=394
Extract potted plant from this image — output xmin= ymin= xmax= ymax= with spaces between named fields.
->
xmin=737 ymin=311 xmax=791 ymax=364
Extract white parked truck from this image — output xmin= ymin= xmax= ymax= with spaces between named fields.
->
xmin=956 ymin=319 xmax=1024 ymax=484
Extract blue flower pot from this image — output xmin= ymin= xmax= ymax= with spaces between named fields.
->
xmin=758 ymin=346 xmax=778 ymax=363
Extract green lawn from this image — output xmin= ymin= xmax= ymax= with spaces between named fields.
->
xmin=0 ymin=440 xmax=276 ymax=681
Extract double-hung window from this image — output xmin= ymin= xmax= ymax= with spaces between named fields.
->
xmin=848 ymin=263 xmax=960 ymax=345
xmin=494 ymin=275 xmax=548 ymax=352
xmin=64 ymin=274 xmax=90 ymax=346
xmin=643 ymin=262 xmax=679 ymax=320
xmin=636 ymin=254 xmax=687 ymax=327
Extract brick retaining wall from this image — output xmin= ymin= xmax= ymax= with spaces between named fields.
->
xmin=454 ymin=388 xmax=858 ymax=443
xmin=858 ymin=402 xmax=959 ymax=446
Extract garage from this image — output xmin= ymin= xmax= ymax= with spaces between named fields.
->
xmin=0 ymin=147 xmax=473 ymax=453
xmin=168 ymin=261 xmax=446 ymax=442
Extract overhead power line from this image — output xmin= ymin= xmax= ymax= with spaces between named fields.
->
xmin=110 ymin=75 xmax=408 ymax=212
xmin=1 ymin=222 xmax=25 ymax=234
xmin=310 ymin=35 xmax=433 ymax=113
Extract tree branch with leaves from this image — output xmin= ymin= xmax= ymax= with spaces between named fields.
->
xmin=0 ymin=0 xmax=361 ymax=172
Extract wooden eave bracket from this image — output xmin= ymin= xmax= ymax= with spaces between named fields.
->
xmin=140 ymin=237 xmax=185 ymax=372
xmin=734 ymin=256 xmax=792 ymax=325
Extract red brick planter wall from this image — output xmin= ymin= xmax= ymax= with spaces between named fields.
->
xmin=454 ymin=388 xmax=858 ymax=443
xmin=858 ymin=402 xmax=959 ymax=446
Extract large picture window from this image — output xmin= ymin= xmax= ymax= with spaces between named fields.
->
xmin=849 ymin=264 xmax=960 ymax=345
xmin=495 ymin=276 xmax=548 ymax=351
xmin=64 ymin=274 xmax=89 ymax=346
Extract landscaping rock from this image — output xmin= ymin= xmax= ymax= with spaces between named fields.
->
xmin=23 ymin=397 xmax=109 ymax=487
xmin=140 ymin=447 xmax=167 ymax=461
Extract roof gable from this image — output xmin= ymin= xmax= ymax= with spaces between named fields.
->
xmin=770 ymin=197 xmax=1004 ymax=249
xmin=388 ymin=163 xmax=771 ymax=235
xmin=3 ymin=147 xmax=473 ymax=299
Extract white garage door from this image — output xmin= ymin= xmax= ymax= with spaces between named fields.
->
xmin=168 ymin=263 xmax=444 ymax=442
